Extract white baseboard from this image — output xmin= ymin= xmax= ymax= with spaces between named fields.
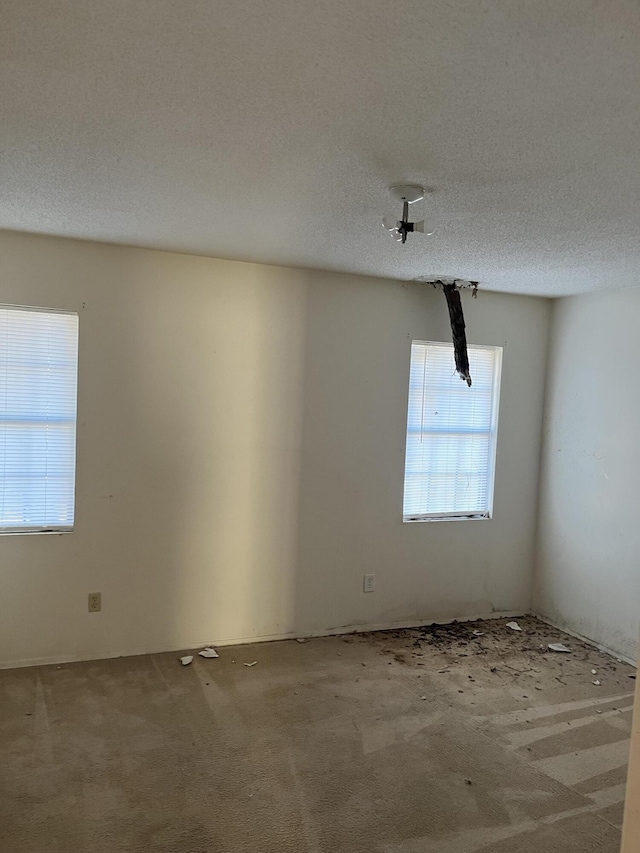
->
xmin=0 ymin=609 xmax=525 ymax=671
xmin=531 ymin=611 xmax=638 ymax=668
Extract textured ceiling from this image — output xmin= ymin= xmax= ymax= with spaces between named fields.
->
xmin=2 ymin=1 xmax=640 ymax=296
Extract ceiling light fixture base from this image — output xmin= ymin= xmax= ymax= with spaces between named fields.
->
xmin=388 ymin=184 xmax=425 ymax=204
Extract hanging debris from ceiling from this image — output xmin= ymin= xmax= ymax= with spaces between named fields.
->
xmin=415 ymin=278 xmax=479 ymax=387
xmin=442 ymin=283 xmax=472 ymax=386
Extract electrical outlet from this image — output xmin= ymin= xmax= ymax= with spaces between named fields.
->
xmin=88 ymin=592 xmax=101 ymax=612
xmin=363 ymin=574 xmax=375 ymax=593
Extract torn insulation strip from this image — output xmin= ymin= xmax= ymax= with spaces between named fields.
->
xmin=442 ymin=283 xmax=472 ymax=386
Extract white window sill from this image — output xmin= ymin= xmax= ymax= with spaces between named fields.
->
xmin=0 ymin=528 xmax=73 ymax=536
xmin=403 ymin=514 xmax=491 ymax=523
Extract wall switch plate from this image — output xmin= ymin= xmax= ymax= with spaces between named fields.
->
xmin=363 ymin=574 xmax=375 ymax=593
xmin=88 ymin=592 xmax=102 ymax=612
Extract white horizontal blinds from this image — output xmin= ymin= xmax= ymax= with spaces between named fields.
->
xmin=0 ymin=307 xmax=78 ymax=532
xmin=403 ymin=342 xmax=500 ymax=519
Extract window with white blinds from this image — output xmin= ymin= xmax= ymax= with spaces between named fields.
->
xmin=0 ymin=306 xmax=79 ymax=533
xmin=403 ymin=341 xmax=502 ymax=522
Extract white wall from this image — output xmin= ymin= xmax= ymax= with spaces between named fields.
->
xmin=0 ymin=230 xmax=550 ymax=668
xmin=534 ymin=290 xmax=640 ymax=662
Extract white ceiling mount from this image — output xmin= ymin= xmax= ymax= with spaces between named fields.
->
xmin=389 ymin=184 xmax=425 ymax=204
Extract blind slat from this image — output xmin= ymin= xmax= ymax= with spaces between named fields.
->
xmin=0 ymin=307 xmax=79 ymax=532
xmin=403 ymin=341 xmax=502 ymax=520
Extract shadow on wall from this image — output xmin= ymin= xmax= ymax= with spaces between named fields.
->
xmin=114 ymin=258 xmax=310 ymax=652
xmin=111 ymin=269 xmax=539 ymax=652
xmin=101 ymin=266 xmax=489 ymax=654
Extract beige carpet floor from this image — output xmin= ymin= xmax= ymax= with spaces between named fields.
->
xmin=0 ymin=616 xmax=634 ymax=852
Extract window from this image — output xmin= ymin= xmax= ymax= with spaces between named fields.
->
xmin=0 ymin=306 xmax=79 ymax=533
xmin=403 ymin=341 xmax=502 ymax=522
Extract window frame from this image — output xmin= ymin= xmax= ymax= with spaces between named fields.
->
xmin=402 ymin=340 xmax=502 ymax=523
xmin=0 ymin=303 xmax=79 ymax=536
